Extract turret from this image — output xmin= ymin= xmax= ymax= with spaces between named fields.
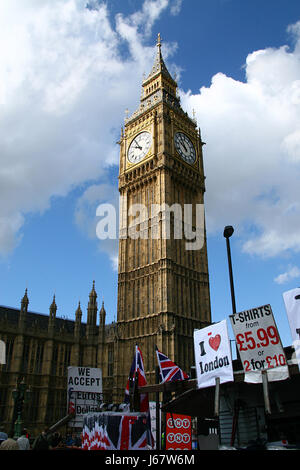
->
xmin=21 ymin=288 xmax=29 ymax=313
xmin=49 ymin=295 xmax=57 ymax=319
xmin=98 ymin=301 xmax=106 ymax=344
xmin=74 ymin=301 xmax=82 ymax=338
xmin=99 ymin=301 xmax=106 ymax=328
xmin=48 ymin=295 xmax=57 ymax=333
xmin=19 ymin=288 xmax=29 ymax=329
xmin=86 ymin=281 xmax=97 ymax=338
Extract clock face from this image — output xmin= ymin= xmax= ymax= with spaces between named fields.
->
xmin=127 ymin=131 xmax=152 ymax=164
xmin=174 ymin=132 xmax=196 ymax=164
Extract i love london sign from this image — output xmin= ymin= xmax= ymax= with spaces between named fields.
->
xmin=193 ymin=320 xmax=234 ymax=389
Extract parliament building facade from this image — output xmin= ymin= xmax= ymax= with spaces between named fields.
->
xmin=0 ymin=36 xmax=211 ymax=435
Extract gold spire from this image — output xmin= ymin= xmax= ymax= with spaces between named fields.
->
xmin=157 ymin=32 xmax=161 ymax=49
xmin=143 ymin=32 xmax=175 ymax=85
xmin=127 ymin=34 xmax=179 ymax=124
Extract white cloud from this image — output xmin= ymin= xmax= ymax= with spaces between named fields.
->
xmin=5 ymin=0 xmax=300 ymax=266
xmin=75 ymin=179 xmax=120 ymax=271
xmin=170 ymin=0 xmax=183 ymax=15
xmin=181 ymin=21 xmax=300 ymax=259
xmin=118 ymin=0 xmax=169 ymax=38
xmin=75 ymin=182 xmax=118 ymax=238
xmin=274 ymin=265 xmax=300 ymax=285
xmin=0 ymin=0 xmax=179 ymax=257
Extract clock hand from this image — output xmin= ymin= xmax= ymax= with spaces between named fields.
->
xmin=179 ymin=136 xmax=188 ymax=152
xmin=181 ymin=142 xmax=188 ymax=153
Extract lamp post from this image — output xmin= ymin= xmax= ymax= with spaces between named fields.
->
xmin=223 ymin=226 xmax=236 ymax=315
xmin=223 ymin=226 xmax=240 ymax=364
xmin=11 ymin=378 xmax=31 ymax=438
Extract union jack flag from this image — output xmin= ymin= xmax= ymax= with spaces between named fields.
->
xmin=124 ymin=345 xmax=154 ymax=448
xmin=155 ymin=346 xmax=189 ymax=383
xmin=124 ymin=345 xmax=149 ymax=411
xmin=82 ymin=412 xmax=150 ymax=450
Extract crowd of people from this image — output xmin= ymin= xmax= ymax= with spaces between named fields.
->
xmin=0 ymin=427 xmax=82 ymax=451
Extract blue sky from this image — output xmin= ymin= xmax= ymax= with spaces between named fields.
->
xmin=1 ymin=0 xmax=300 ymax=349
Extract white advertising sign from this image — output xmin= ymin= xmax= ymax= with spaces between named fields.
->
xmin=230 ymin=304 xmax=289 ymax=383
xmin=194 ymin=320 xmax=234 ymax=389
xmin=67 ymin=366 xmax=102 ymax=391
xmin=283 ymin=287 xmax=300 ymax=372
xmin=67 ymin=367 xmax=103 ymax=427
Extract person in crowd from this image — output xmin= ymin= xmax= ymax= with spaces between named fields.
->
xmin=0 ymin=437 xmax=19 ymax=450
xmin=32 ymin=427 xmax=51 ymax=450
xmin=0 ymin=430 xmax=8 ymax=446
xmin=65 ymin=433 xmax=76 ymax=446
xmin=17 ymin=428 xmax=30 ymax=450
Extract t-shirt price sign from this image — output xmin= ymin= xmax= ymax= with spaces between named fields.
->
xmin=230 ymin=304 xmax=289 ymax=383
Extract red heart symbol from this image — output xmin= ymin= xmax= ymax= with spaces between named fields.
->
xmin=209 ymin=334 xmax=221 ymax=351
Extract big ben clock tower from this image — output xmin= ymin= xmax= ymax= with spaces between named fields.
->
xmin=114 ymin=35 xmax=211 ymax=400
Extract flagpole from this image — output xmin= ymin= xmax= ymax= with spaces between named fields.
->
xmin=155 ymin=366 xmax=161 ymax=450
